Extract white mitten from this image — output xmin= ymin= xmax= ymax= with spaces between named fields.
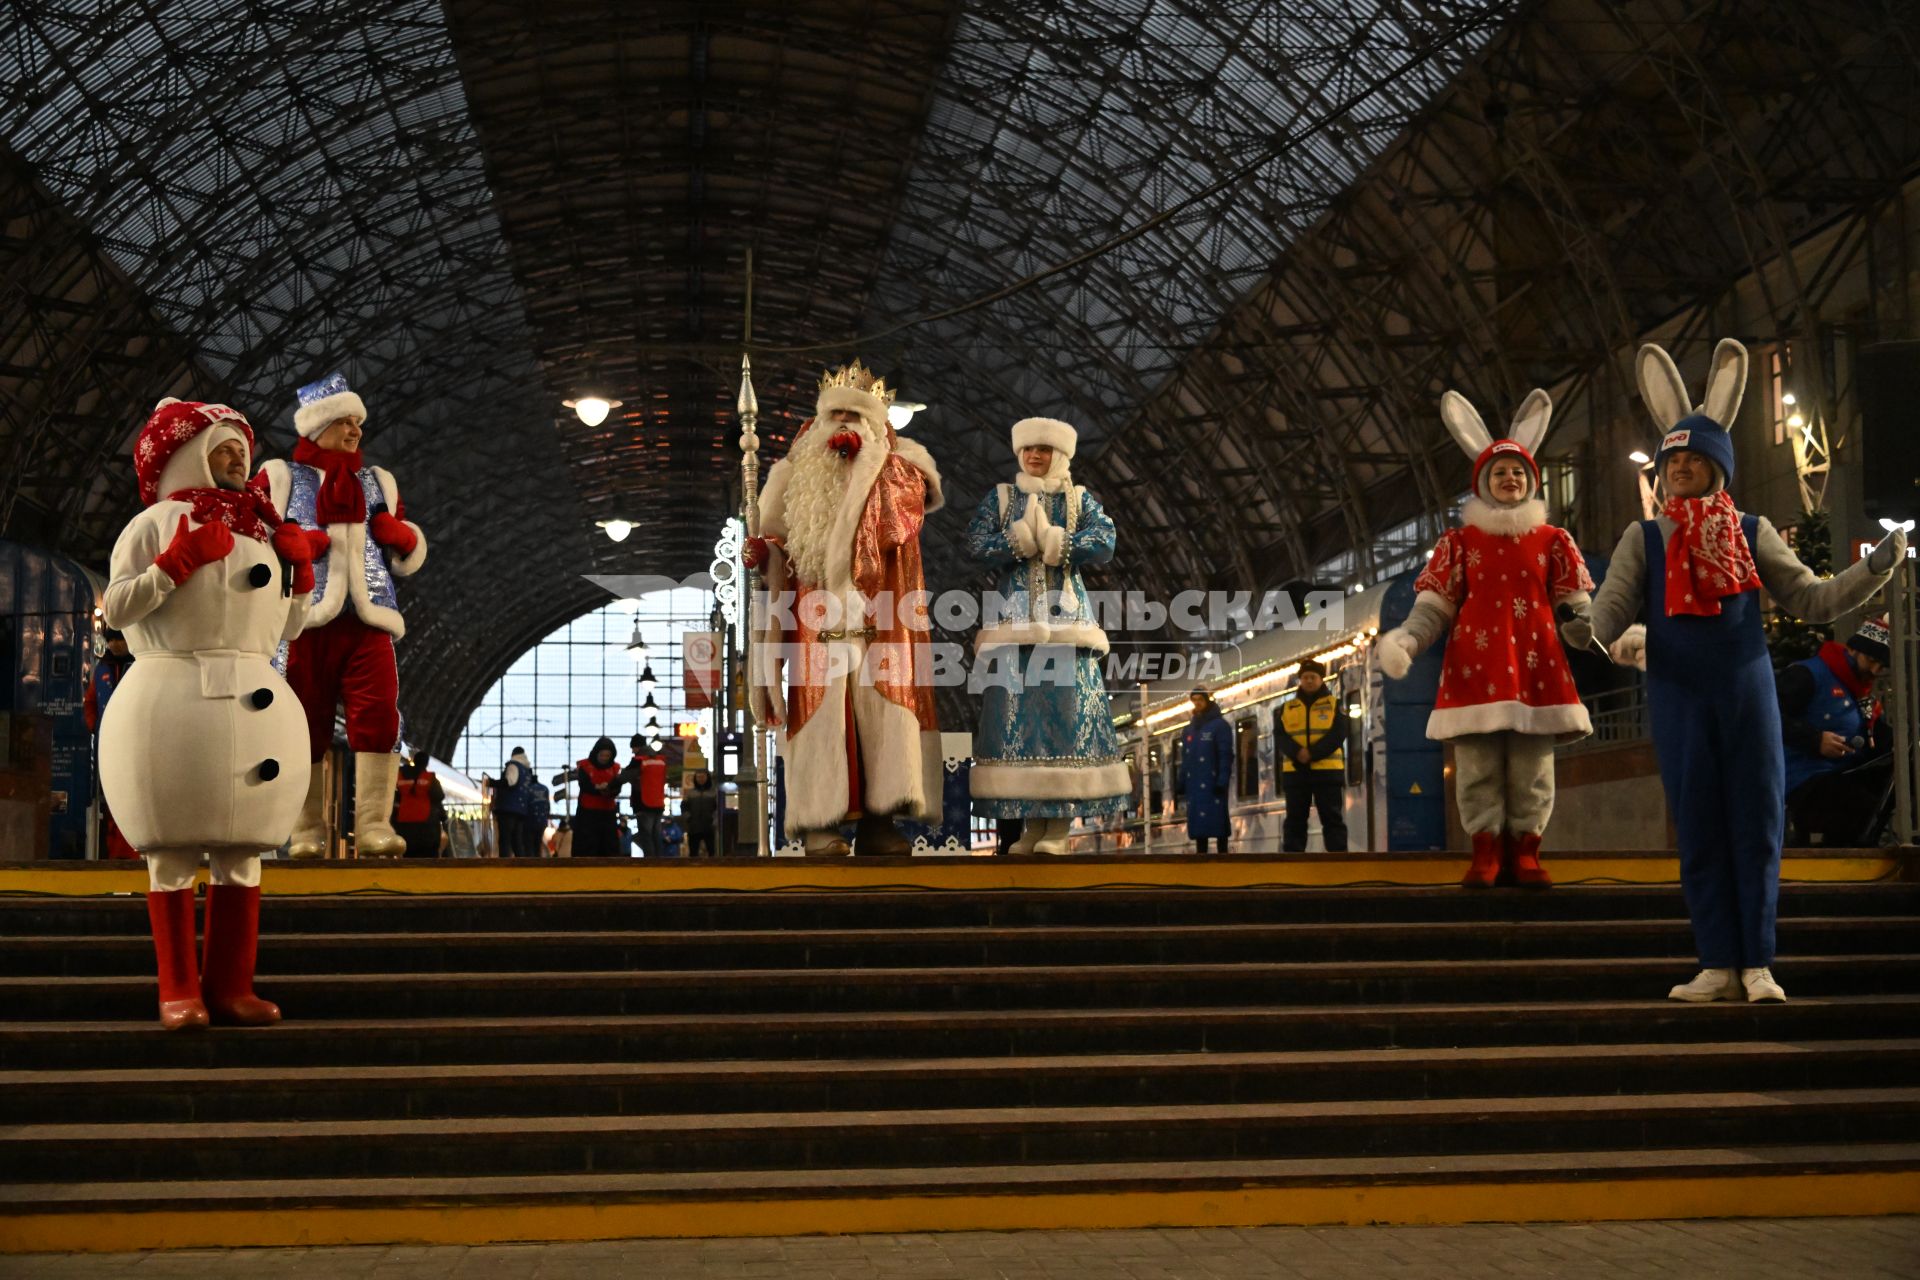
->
xmin=1868 ymin=526 xmax=1909 ymax=574
xmin=748 ymin=648 xmax=787 ymax=728
xmin=1025 ymin=494 xmax=1053 ymax=537
xmin=1375 ymin=629 xmax=1415 ymax=679
xmin=1040 ymin=525 xmax=1066 ymax=567
xmin=1009 ymin=520 xmax=1039 ymax=560
xmin=1609 ymin=623 xmax=1648 ymax=671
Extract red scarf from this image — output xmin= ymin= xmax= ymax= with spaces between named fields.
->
xmin=165 ymin=485 xmax=280 ymax=543
xmin=1818 ymin=640 xmax=1882 ymax=731
xmin=294 ymin=437 xmax=368 ymax=525
xmin=1661 ymin=492 xmax=1760 ymax=617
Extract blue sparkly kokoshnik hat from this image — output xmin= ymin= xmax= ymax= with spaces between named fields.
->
xmin=293 ymin=370 xmax=368 ymax=440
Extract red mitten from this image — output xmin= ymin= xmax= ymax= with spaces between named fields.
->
xmin=369 ymin=511 xmax=417 ymax=557
xmin=302 ymin=528 xmax=332 ymax=560
xmin=271 ymin=522 xmax=313 ymax=567
xmin=153 ymin=514 xmax=235 ymax=585
xmin=743 ymin=536 xmax=769 ymax=570
xmin=291 ymin=559 xmax=315 ymax=595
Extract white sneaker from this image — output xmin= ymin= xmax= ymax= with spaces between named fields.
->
xmin=1742 ymin=968 xmax=1787 ymax=1003
xmin=1668 ymin=968 xmax=1740 ymax=1002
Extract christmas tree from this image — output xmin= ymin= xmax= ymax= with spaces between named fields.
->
xmin=1767 ymin=507 xmax=1832 ymax=667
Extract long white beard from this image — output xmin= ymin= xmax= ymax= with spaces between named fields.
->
xmin=782 ymin=432 xmax=856 ymax=586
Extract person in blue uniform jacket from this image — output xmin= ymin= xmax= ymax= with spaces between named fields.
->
xmin=1779 ymin=616 xmax=1891 ymax=847
xmin=1180 ymin=689 xmax=1235 ymax=853
xmin=1574 ymin=338 xmax=1904 ymax=1005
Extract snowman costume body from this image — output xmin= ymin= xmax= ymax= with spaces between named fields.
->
xmin=100 ymin=399 xmax=318 ymax=1030
xmin=101 ymin=417 xmax=312 ymax=880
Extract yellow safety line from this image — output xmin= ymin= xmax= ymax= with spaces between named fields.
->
xmin=4 ymin=1171 xmax=1916 ymax=1252
xmin=0 ymin=854 xmax=1903 ymax=897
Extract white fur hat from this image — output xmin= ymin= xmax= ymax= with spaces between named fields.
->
xmin=1011 ymin=417 xmax=1076 ymax=459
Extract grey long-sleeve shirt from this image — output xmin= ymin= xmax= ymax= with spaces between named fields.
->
xmin=1587 ymin=514 xmax=1894 ymax=647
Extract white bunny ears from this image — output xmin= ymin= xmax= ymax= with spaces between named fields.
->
xmin=1440 ymin=387 xmax=1552 ymax=461
xmin=1636 ymin=337 xmax=1747 ymax=429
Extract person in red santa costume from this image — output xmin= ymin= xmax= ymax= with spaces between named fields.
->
xmin=745 ymin=360 xmax=944 ymax=856
xmin=1376 ymin=388 xmax=1594 ymax=889
xmin=100 ymin=398 xmax=319 ymax=1029
xmin=257 ymin=372 xmax=427 ymax=858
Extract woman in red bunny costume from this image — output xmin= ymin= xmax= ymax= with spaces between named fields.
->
xmin=1376 ymin=389 xmax=1593 ymax=889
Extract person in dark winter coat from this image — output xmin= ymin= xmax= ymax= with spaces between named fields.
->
xmin=681 ymin=768 xmax=720 ymax=857
xmin=553 ymin=737 xmax=622 ymax=858
xmin=1180 ymin=690 xmax=1234 ymax=853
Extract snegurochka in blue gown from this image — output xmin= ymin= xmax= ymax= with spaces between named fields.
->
xmin=965 ymin=417 xmax=1131 ymax=855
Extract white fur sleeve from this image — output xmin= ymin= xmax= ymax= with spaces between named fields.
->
xmin=101 ymin=508 xmax=176 ymax=629
xmin=1587 ymin=523 xmax=1646 ymax=647
xmin=1396 ymin=591 xmax=1455 ymax=658
xmin=1752 ymin=516 xmax=1889 ymax=623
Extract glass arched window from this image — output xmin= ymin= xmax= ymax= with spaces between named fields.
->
xmin=451 ymin=588 xmax=715 ymax=796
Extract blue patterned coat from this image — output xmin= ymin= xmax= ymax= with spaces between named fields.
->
xmin=965 ymin=482 xmax=1131 ymax=819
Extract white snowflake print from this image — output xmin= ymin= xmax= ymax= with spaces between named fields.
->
xmin=1525 ymin=650 xmax=1539 ymax=669
xmin=1475 ymin=630 xmax=1490 ymax=650
xmin=1537 ymin=552 xmax=1548 ymax=568
xmin=1511 ymin=597 xmax=1528 ymax=619
xmin=1467 ymin=548 xmax=1483 ymax=568
xmin=1487 ymin=681 xmax=1498 ymax=695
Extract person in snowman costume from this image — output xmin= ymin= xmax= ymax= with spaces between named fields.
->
xmin=257 ymin=372 xmax=427 ymax=858
xmin=1376 ymin=388 xmax=1594 ymax=889
xmin=1571 ymin=339 xmax=1906 ymax=1004
xmin=100 ymin=399 xmax=319 ymax=1030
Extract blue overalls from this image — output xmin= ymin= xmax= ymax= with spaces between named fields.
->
xmin=1641 ymin=514 xmax=1783 ymax=969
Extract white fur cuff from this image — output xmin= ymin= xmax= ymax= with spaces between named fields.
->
xmin=970 ymin=759 xmax=1130 ymax=801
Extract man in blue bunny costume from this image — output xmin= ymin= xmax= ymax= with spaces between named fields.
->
xmin=1573 ymin=339 xmax=1905 ymax=1004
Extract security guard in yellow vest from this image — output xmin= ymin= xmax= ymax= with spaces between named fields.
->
xmin=1275 ymin=660 xmax=1348 ymax=852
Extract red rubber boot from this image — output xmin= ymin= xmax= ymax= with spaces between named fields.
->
xmin=145 ymin=888 xmax=209 ymax=1031
xmin=1510 ymin=831 xmax=1553 ymax=889
xmin=201 ymin=884 xmax=281 ymax=1026
xmin=1461 ymin=832 xmax=1502 ymax=889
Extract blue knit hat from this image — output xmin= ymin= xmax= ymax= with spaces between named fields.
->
xmin=1653 ymin=412 xmax=1735 ymax=491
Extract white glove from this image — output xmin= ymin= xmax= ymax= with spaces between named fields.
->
xmin=749 ymin=665 xmax=787 ymax=729
xmin=1375 ymin=629 xmax=1415 ymax=679
xmin=1009 ymin=519 xmax=1039 ymax=560
xmin=1609 ymin=623 xmax=1648 ymax=671
xmin=1868 ymin=526 xmax=1908 ymax=574
xmin=1040 ymin=525 xmax=1066 ymax=567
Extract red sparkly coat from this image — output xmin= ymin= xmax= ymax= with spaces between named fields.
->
xmin=1410 ymin=498 xmax=1594 ymax=742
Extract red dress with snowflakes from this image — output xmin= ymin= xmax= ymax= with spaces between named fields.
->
xmin=1412 ymin=521 xmax=1594 ymax=741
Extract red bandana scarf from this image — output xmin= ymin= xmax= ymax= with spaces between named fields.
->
xmin=165 ymin=485 xmax=281 ymax=544
xmin=1661 ymin=491 xmax=1761 ymax=617
xmin=294 ymin=437 xmax=368 ymax=525
xmin=1817 ymin=640 xmax=1882 ymax=732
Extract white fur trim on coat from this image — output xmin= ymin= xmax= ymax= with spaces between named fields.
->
xmin=1461 ymin=496 xmax=1546 ymax=537
xmin=259 ymin=459 xmax=408 ymax=638
xmin=891 ymin=437 xmax=943 ymax=515
xmin=969 ymin=759 xmax=1130 ymax=801
xmin=974 ymin=620 xmax=1111 ymax=655
xmin=1012 ymin=417 xmax=1077 ymax=459
xmin=1425 ymin=699 xmax=1591 ymax=742
xmin=780 ymin=652 xmax=941 ymax=835
xmin=295 ymin=390 xmax=368 ymax=440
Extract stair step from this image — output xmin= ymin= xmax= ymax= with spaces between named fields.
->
xmin=13 ymin=953 xmax=1918 ymax=1021
xmin=5 ymin=1039 xmax=1913 ymax=1125
xmin=8 ymin=882 xmax=1915 ymax=935
xmin=7 ymin=995 xmax=1914 ymax=1071
xmin=7 ymin=1141 xmax=1918 ymax=1212
xmin=10 ymin=916 xmax=1915 ymax=976
xmin=10 ymin=1088 xmax=1918 ymax=1183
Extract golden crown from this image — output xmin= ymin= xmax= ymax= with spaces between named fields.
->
xmin=817 ymin=358 xmax=894 ymax=407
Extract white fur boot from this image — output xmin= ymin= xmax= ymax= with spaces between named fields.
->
xmin=353 ymin=752 xmax=407 ymax=858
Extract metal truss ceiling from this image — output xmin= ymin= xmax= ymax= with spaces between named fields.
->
xmin=3 ymin=0 xmax=1917 ymax=749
